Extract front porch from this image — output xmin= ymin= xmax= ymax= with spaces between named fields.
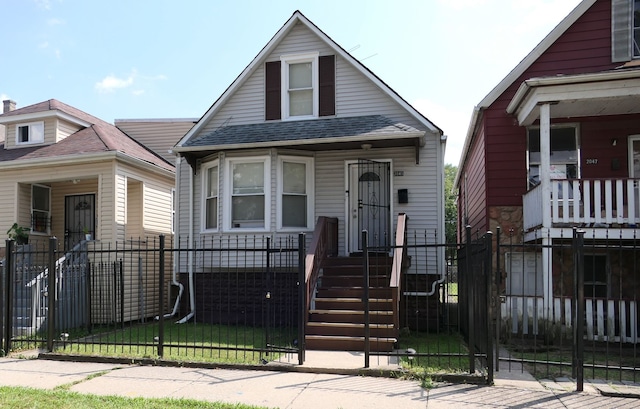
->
xmin=523 ymin=178 xmax=640 ymax=240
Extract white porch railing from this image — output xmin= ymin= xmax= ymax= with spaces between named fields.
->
xmin=523 ymin=178 xmax=640 ymax=231
xmin=501 ymin=296 xmax=638 ymax=343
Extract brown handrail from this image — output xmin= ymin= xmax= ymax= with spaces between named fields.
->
xmin=390 ymin=213 xmax=408 ymax=334
xmin=304 ymin=216 xmax=338 ymax=325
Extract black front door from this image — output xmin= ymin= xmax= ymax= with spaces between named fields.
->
xmin=64 ymin=194 xmax=95 ymax=250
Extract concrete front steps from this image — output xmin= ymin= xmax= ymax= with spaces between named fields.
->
xmin=305 ymin=256 xmax=397 ymax=352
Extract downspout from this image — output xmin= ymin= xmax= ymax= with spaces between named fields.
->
xmin=177 ymin=163 xmax=196 ymax=323
xmin=164 ymin=155 xmax=184 ymax=319
xmin=426 ymin=133 xmax=448 ymax=296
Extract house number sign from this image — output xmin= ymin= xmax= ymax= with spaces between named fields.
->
xmin=585 ymin=159 xmax=598 ymax=165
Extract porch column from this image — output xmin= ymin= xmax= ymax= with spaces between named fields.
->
xmin=539 ymin=103 xmax=553 ymax=318
xmin=540 ymin=103 xmax=551 ymax=228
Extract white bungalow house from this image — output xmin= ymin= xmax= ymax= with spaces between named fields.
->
xmin=172 ymin=11 xmax=445 ymax=350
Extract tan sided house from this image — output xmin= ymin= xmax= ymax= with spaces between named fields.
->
xmin=0 ymin=99 xmax=176 ymax=335
xmin=0 ymin=99 xmax=175 ymax=250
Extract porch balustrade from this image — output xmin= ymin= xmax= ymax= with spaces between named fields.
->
xmin=523 ymin=178 xmax=640 ymax=231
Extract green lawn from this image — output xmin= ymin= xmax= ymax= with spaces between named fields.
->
xmin=396 ymin=331 xmax=470 ymax=374
xmin=504 ymin=339 xmax=640 ymax=383
xmin=54 ymin=322 xmax=295 ymax=364
xmin=0 ymin=386 xmax=269 ymax=409
xmin=31 ymin=322 xmax=473 ymax=377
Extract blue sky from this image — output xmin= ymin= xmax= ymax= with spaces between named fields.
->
xmin=1 ymin=0 xmax=582 ymax=165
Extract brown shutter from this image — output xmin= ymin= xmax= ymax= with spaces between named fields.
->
xmin=319 ymin=55 xmax=335 ymax=117
xmin=265 ymin=61 xmax=281 ymax=120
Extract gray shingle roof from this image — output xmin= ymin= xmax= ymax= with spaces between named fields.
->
xmin=184 ymin=115 xmax=422 ymax=148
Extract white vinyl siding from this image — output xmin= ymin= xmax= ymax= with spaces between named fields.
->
xmin=315 ymin=145 xmax=438 ymax=256
xmin=198 ymin=32 xmax=422 ymax=134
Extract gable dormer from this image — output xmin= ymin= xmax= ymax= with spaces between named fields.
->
xmin=265 ymin=53 xmax=335 ymax=121
xmin=0 ymin=100 xmax=91 ymax=149
xmin=612 ymin=0 xmax=640 ymax=62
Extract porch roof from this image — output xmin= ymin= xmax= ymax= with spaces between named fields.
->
xmin=507 ymin=67 xmax=640 ymax=126
xmin=175 ymin=115 xmax=425 ymax=153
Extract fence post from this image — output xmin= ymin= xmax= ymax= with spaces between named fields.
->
xmin=4 ymin=240 xmax=14 ymax=354
xmin=495 ymin=226 xmax=501 ymax=372
xmin=158 ymin=235 xmax=165 ymax=358
xmin=573 ymin=229 xmax=585 ymax=392
xmin=485 ymin=231 xmax=494 ymax=384
xmin=298 ymin=233 xmax=305 ymax=365
xmin=362 ymin=230 xmax=370 ymax=368
xmin=465 ymin=225 xmax=475 ymax=374
xmin=265 ymin=237 xmax=271 ymax=356
xmin=47 ymin=236 xmax=57 ymax=352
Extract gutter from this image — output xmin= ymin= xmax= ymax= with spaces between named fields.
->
xmin=176 ymin=161 xmax=195 ymax=324
xmin=164 ymin=156 xmax=185 ymax=319
xmin=173 ymin=132 xmax=426 ymax=154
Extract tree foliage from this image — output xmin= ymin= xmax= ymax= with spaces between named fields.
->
xmin=444 ymin=164 xmax=458 ymax=245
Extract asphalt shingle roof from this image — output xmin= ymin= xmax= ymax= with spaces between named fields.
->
xmin=0 ymin=99 xmax=174 ymax=171
xmin=184 ymin=115 xmax=422 ymax=148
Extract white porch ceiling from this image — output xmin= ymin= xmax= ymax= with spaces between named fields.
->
xmin=507 ymin=69 xmax=640 ymax=126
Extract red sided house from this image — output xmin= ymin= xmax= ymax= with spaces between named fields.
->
xmin=173 ymin=11 xmax=445 ymax=350
xmin=456 ymin=0 xmax=640 ymax=343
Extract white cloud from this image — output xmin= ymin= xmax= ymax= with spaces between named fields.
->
xmin=95 ymin=72 xmax=135 ymax=93
xmin=95 ymin=69 xmax=167 ymax=94
xmin=39 ymin=41 xmax=49 ymax=49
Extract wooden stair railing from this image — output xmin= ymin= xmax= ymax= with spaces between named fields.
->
xmin=390 ymin=213 xmax=408 ymax=336
xmin=304 ymin=217 xmax=338 ymax=326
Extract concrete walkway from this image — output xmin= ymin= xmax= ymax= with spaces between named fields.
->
xmin=0 ymin=351 xmax=639 ymax=408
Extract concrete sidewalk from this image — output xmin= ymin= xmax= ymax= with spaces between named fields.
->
xmin=0 ymin=352 xmax=639 ymax=408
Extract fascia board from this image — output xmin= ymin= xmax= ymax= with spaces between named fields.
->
xmin=0 ymin=110 xmax=92 ymax=127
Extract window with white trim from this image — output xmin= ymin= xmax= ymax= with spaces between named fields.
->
xmin=16 ymin=121 xmax=44 ymax=145
xmin=202 ymin=161 xmax=219 ymax=231
xmin=225 ymin=157 xmax=270 ymax=230
xmin=32 ymin=184 xmax=51 ymax=234
xmin=281 ymin=53 xmax=318 ymax=120
xmin=527 ymin=125 xmax=579 ymax=189
xmin=278 ymin=156 xmax=314 ymax=229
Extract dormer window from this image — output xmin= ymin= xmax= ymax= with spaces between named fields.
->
xmin=265 ymin=54 xmax=335 ymax=121
xmin=282 ymin=53 xmax=318 ymax=119
xmin=16 ymin=121 xmax=44 ymax=145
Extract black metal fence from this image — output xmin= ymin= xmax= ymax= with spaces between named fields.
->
xmin=3 ymin=226 xmax=637 ymax=388
xmin=497 ymin=227 xmax=640 ymax=389
xmin=2 ymin=234 xmax=304 ymax=365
